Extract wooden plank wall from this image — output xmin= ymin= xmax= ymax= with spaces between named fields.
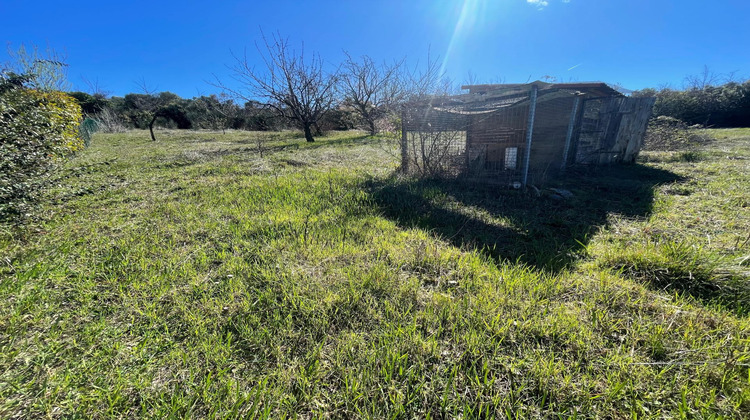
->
xmin=618 ymin=97 xmax=656 ymax=162
xmin=597 ymin=97 xmax=627 ymax=164
xmin=573 ymin=96 xmax=655 ymax=165
xmin=463 ymin=106 xmax=529 ymax=183
xmin=467 ymin=106 xmax=529 ymax=166
xmin=575 ymin=99 xmax=606 ymax=164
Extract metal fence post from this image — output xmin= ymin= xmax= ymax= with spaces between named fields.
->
xmin=521 ymin=85 xmax=538 ymax=187
xmin=401 ymin=110 xmax=409 ymax=173
xmin=561 ymin=96 xmax=581 ymax=171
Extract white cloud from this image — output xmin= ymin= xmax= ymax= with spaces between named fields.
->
xmin=527 ymin=0 xmax=549 ymax=7
xmin=527 ymin=0 xmax=570 ymax=9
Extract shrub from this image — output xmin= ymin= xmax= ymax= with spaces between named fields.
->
xmin=0 ymin=76 xmax=83 ymax=223
xmin=68 ymin=91 xmax=108 ymax=115
xmin=642 ymin=116 xmax=711 ymax=151
xmin=92 ymin=107 xmax=126 ymax=133
xmin=633 ymin=78 xmax=750 ymax=127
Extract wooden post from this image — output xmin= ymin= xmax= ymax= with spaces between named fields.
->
xmin=560 ymin=96 xmax=581 ymax=171
xmin=521 ymin=85 xmax=538 ymax=187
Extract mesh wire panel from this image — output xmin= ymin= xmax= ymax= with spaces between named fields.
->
xmin=401 ymin=90 xmax=640 ymax=186
xmin=402 ymin=103 xmax=531 ymax=185
xmin=575 ymin=99 xmax=607 ymax=163
xmin=527 ymin=97 xmax=578 ymax=184
xmin=79 ymin=118 xmax=99 ymax=148
xmin=403 ymin=130 xmax=467 ymax=177
xmin=464 ymin=105 xmax=528 ymax=184
xmin=402 ymin=107 xmax=470 ymax=177
xmin=404 ymin=104 xmax=531 ymax=182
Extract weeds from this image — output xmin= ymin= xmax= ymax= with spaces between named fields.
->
xmin=642 ymin=116 xmax=712 ymax=151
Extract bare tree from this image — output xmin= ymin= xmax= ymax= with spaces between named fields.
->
xmin=462 ymin=70 xmax=480 ymax=87
xmin=5 ymin=43 xmax=70 ymax=91
xmin=404 ymin=126 xmax=466 ymax=177
xmin=93 ymin=107 xmax=126 ymax=133
xmin=405 ymin=50 xmax=451 ymax=101
xmin=460 ymin=71 xmax=507 ymax=89
xmin=399 ymin=52 xmax=465 ymax=177
xmin=219 ymin=32 xmax=338 ymax=142
xmin=341 ymin=53 xmax=404 ymax=135
xmin=684 ymin=65 xmax=719 ymax=90
xmin=81 ymin=75 xmax=112 ymax=98
xmin=133 ymin=79 xmax=162 ymax=141
xmin=683 ymin=66 xmax=722 ymax=126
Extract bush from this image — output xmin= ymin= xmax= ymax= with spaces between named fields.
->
xmin=92 ymin=108 xmax=126 ymax=133
xmin=633 ymin=79 xmax=750 ymax=127
xmin=0 ymin=77 xmax=83 ymax=223
xmin=642 ymin=116 xmax=711 ymax=151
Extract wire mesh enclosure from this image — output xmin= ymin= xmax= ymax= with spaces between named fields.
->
xmin=401 ymin=81 xmax=655 ymax=187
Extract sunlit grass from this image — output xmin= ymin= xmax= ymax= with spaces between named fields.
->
xmin=0 ymin=128 xmax=748 ymax=418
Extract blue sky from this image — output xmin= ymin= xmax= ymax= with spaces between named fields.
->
xmin=2 ymin=0 xmax=749 ymax=98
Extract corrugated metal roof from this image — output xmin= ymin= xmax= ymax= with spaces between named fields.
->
xmin=407 ymin=81 xmax=624 ymax=114
xmin=461 ymin=81 xmax=624 ymax=98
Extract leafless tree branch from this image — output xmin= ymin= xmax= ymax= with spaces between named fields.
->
xmin=341 ymin=52 xmax=405 ymax=135
xmin=214 ymin=31 xmax=339 ymax=142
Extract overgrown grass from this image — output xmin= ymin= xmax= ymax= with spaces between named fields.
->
xmin=0 ymin=128 xmax=748 ymax=418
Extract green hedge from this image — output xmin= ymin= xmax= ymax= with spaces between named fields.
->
xmin=1 ymin=83 xmax=83 ymax=223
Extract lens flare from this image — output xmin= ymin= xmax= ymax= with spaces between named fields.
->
xmin=441 ymin=0 xmax=488 ymax=76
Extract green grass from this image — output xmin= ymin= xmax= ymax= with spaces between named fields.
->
xmin=1 ymin=127 xmax=748 ymax=418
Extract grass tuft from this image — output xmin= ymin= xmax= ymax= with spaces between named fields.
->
xmin=598 ymin=240 xmax=750 ymax=315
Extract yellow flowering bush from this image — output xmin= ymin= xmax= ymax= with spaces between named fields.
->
xmin=1 ymin=76 xmax=83 ymax=223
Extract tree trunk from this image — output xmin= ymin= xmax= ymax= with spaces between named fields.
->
xmin=367 ymin=119 xmax=377 ymax=136
xmin=303 ymin=124 xmax=315 ymax=142
xmin=149 ymin=114 xmax=158 ymax=141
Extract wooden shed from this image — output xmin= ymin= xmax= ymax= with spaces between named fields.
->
xmin=401 ymin=81 xmax=655 ymax=186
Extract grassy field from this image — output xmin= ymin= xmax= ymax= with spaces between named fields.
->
xmin=1 ymin=127 xmax=748 ymax=418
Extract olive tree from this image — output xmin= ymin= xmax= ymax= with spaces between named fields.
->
xmin=190 ymin=93 xmax=238 ymax=133
xmin=128 ymin=81 xmax=191 ymax=141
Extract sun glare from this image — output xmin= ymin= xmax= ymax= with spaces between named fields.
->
xmin=441 ymin=0 xmax=490 ymax=75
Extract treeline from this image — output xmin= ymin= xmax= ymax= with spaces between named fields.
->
xmin=74 ymin=78 xmax=750 ymax=139
xmin=67 ymin=91 xmax=356 ymax=133
xmin=633 ymin=78 xmax=750 ymax=127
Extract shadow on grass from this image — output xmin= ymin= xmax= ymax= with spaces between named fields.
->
xmin=232 ymin=133 xmax=376 ymax=148
xmin=368 ymin=164 xmax=683 ymax=274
